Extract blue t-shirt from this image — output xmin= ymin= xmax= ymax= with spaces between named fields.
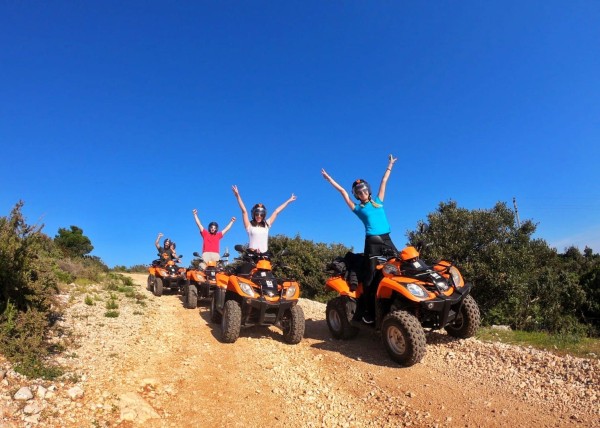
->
xmin=353 ymin=196 xmax=391 ymax=236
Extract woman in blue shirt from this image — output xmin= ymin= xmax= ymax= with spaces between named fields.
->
xmin=321 ymin=154 xmax=398 ymax=324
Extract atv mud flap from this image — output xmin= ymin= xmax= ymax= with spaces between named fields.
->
xmin=420 ymin=283 xmax=473 ymax=328
xmin=214 ymin=287 xmax=226 ymax=310
xmin=247 ymin=298 xmax=296 ymax=325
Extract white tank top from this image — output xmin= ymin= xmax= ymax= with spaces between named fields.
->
xmin=247 ymin=223 xmax=269 ymax=252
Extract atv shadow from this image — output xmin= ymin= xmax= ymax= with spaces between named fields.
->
xmin=305 ymin=319 xmax=455 ymax=369
xmin=196 ymin=306 xmax=294 ymax=344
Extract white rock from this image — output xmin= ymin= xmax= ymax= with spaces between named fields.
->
xmin=119 ymin=392 xmax=160 ymax=423
xmin=14 ymin=387 xmax=33 ymax=401
xmin=67 ymin=386 xmax=84 ymax=400
xmin=23 ymin=402 xmax=42 ymax=415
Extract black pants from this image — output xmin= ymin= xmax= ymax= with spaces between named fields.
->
xmin=362 ymin=234 xmax=397 ymax=315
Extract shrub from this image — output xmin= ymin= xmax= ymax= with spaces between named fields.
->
xmin=0 ymin=201 xmax=62 ymax=378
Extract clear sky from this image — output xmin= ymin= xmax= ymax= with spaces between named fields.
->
xmin=2 ymin=1 xmax=599 ymax=268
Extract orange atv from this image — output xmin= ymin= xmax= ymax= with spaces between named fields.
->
xmin=147 ymin=252 xmax=188 ymax=297
xmin=184 ymin=251 xmax=229 ymax=309
xmin=325 ymin=240 xmax=480 ymax=366
xmin=209 ymin=245 xmax=305 ymax=344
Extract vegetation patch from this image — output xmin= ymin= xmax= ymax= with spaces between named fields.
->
xmin=477 ymin=327 xmax=600 ymax=359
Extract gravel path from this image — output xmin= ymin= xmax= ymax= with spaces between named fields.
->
xmin=0 ymin=273 xmax=598 ymax=427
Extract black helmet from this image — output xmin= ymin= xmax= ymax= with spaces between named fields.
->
xmin=208 ymin=222 xmax=219 ymax=234
xmin=351 ymin=179 xmax=371 ymax=199
xmin=171 ymin=242 xmax=176 ymax=249
xmin=251 ymin=203 xmax=267 ymax=219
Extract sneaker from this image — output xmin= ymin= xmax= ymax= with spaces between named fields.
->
xmin=362 ymin=314 xmax=375 ymax=324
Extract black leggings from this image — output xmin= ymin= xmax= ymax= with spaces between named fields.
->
xmin=362 ymin=234 xmax=397 ymax=313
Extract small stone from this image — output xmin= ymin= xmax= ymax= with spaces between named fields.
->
xmin=14 ymin=387 xmax=33 ymax=401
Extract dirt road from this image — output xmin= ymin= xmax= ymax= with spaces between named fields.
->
xmin=2 ymin=273 xmax=598 ymax=427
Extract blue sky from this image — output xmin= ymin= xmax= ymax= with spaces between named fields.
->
xmin=2 ymin=1 xmax=599 ymax=268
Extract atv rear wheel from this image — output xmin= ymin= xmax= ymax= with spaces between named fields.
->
xmin=381 ymin=310 xmax=426 ymax=367
xmin=209 ymin=294 xmax=222 ymax=323
xmin=281 ymin=305 xmax=305 ymax=344
xmin=221 ymin=300 xmax=241 ymax=343
xmin=326 ymin=297 xmax=359 ymax=340
xmin=445 ymin=295 xmax=480 ymax=338
xmin=147 ymin=275 xmax=154 ymax=291
xmin=186 ymin=284 xmax=198 ymax=309
xmin=154 ymin=277 xmax=163 ymax=297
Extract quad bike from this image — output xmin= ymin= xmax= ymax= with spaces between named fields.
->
xmin=147 ymin=252 xmax=188 ymax=297
xmin=183 ymin=251 xmax=229 ymax=309
xmin=210 ymin=244 xmax=305 ymax=344
xmin=325 ymin=241 xmax=480 ymax=367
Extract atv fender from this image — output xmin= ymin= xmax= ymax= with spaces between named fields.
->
xmin=377 ymin=277 xmax=430 ymax=302
xmin=216 ymin=272 xmax=229 ymax=288
xmin=325 ymin=277 xmax=358 ymax=298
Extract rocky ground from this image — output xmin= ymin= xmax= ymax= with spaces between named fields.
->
xmin=0 ymin=273 xmax=598 ymax=427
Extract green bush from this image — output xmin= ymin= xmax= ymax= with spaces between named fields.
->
xmin=0 ymin=202 xmax=62 ymax=378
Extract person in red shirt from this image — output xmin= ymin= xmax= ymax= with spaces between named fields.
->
xmin=192 ymin=209 xmax=235 ymax=268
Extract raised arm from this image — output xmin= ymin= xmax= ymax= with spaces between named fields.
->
xmin=155 ymin=232 xmax=163 ymax=250
xmin=267 ymin=194 xmax=297 ymax=226
xmin=192 ymin=209 xmax=204 ymax=233
xmin=232 ymin=185 xmax=250 ymax=229
xmin=377 ymin=154 xmax=397 ymax=201
xmin=221 ymin=217 xmax=236 ymax=235
xmin=321 ymin=168 xmax=354 ymax=211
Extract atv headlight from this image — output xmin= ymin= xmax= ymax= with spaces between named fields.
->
xmin=435 ymin=280 xmax=449 ymax=291
xmin=449 ymin=266 xmax=463 ymax=287
xmin=382 ymin=263 xmax=399 ymax=276
xmin=406 ymin=283 xmax=428 ymax=298
xmin=239 ymin=281 xmax=255 ymax=297
xmin=285 ymin=285 xmax=297 ymax=299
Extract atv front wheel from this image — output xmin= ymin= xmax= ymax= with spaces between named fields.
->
xmin=445 ymin=295 xmax=481 ymax=338
xmin=326 ymin=297 xmax=359 ymax=340
xmin=147 ymin=275 xmax=154 ymax=291
xmin=281 ymin=305 xmax=305 ymax=344
xmin=186 ymin=284 xmax=198 ymax=309
xmin=154 ymin=277 xmax=164 ymax=297
xmin=381 ymin=310 xmax=426 ymax=367
xmin=221 ymin=300 xmax=241 ymax=343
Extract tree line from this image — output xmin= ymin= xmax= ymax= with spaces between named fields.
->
xmin=1 ymin=199 xmax=598 ymax=377
xmin=266 ymin=201 xmax=599 ymax=338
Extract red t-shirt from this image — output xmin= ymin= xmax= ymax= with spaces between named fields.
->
xmin=201 ymin=229 xmax=223 ymax=253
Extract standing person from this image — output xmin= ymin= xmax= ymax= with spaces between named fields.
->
xmin=231 ymin=185 xmax=296 ymax=253
xmin=321 ymin=154 xmax=398 ymax=324
xmin=192 ymin=208 xmax=236 ymax=268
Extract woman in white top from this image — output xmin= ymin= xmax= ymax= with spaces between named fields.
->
xmin=231 ymin=185 xmax=296 ymax=253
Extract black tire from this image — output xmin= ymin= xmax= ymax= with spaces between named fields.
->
xmin=281 ymin=305 xmax=305 ymax=344
xmin=154 ymin=277 xmax=163 ymax=297
xmin=186 ymin=284 xmax=198 ymax=309
xmin=210 ymin=294 xmax=222 ymax=323
xmin=221 ymin=300 xmax=241 ymax=343
xmin=381 ymin=310 xmax=426 ymax=367
xmin=178 ymin=279 xmax=188 ymax=295
xmin=326 ymin=297 xmax=359 ymax=340
xmin=445 ymin=295 xmax=481 ymax=338
xmin=147 ymin=275 xmax=154 ymax=291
